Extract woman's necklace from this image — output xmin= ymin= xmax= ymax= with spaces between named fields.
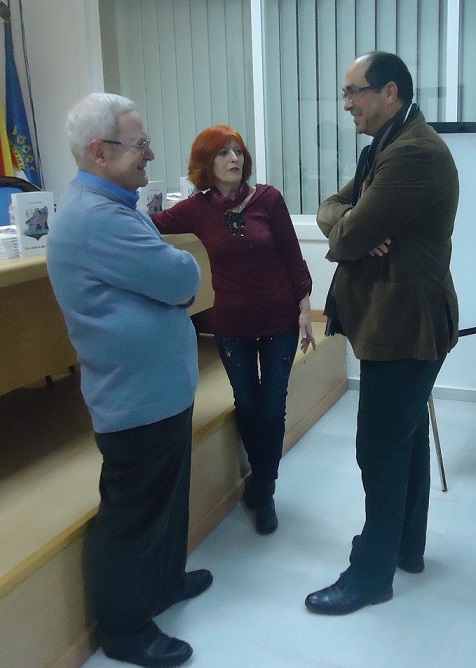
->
xmin=224 ymin=187 xmax=256 ymax=236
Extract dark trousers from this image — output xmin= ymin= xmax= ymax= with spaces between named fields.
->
xmin=347 ymin=357 xmax=445 ymax=592
xmin=89 ymin=405 xmax=193 ymax=637
xmin=215 ymin=328 xmax=299 ymax=482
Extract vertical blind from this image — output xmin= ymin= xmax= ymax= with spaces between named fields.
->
xmin=100 ymin=0 xmax=255 ymax=191
xmin=100 ymin=0 xmax=470 ymax=213
xmin=460 ymin=0 xmax=476 ymax=120
xmin=262 ymin=0 xmax=448 ymax=213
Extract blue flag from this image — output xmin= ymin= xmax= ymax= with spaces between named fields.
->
xmin=4 ymin=20 xmax=41 ymax=188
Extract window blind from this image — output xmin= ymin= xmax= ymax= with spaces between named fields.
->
xmin=262 ymin=0 xmax=448 ymax=212
xmin=100 ymin=0 xmax=467 ymax=213
xmin=101 ymin=0 xmax=254 ymax=192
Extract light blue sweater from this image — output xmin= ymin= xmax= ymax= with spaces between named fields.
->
xmin=47 ymin=171 xmax=201 ymax=433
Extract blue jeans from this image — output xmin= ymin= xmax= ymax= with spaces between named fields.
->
xmin=215 ymin=329 xmax=299 ymax=482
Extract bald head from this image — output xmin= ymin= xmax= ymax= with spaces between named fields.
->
xmin=343 ymin=52 xmax=413 ymax=136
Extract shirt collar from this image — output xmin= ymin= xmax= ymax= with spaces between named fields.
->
xmin=76 ymin=169 xmax=140 ymax=207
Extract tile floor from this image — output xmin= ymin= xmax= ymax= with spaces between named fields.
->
xmin=82 ymin=390 xmax=476 ymax=668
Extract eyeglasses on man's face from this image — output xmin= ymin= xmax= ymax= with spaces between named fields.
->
xmin=341 ymin=85 xmax=373 ymax=102
xmin=101 ymin=138 xmax=151 ymax=155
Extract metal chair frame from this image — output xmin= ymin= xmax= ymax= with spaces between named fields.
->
xmin=430 ymin=326 xmax=476 ymax=492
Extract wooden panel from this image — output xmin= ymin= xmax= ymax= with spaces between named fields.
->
xmin=0 ymin=375 xmax=99 ymax=585
xmin=284 ymin=332 xmax=348 ymax=452
xmin=0 ymin=538 xmax=94 ymax=668
xmin=0 ymin=235 xmax=214 ymax=397
xmin=0 ymin=275 xmax=77 ymax=395
xmin=0 ymin=323 xmax=347 ymax=668
xmin=0 ymin=254 xmax=51 ymax=288
xmin=189 ymin=413 xmax=244 ymax=551
xmin=162 ymin=234 xmax=214 ymax=316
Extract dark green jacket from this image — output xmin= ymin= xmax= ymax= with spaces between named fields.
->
xmin=318 ymin=111 xmax=459 ymax=361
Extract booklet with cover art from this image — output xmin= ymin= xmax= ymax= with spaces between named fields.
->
xmin=10 ymin=191 xmax=55 ymax=257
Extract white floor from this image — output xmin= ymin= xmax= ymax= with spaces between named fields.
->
xmin=82 ymin=390 xmax=476 ymax=668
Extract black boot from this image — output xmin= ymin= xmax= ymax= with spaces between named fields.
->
xmin=254 ymin=480 xmax=278 ymax=535
xmin=242 ymin=474 xmax=256 ymax=510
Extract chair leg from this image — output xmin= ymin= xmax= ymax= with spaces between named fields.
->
xmin=428 ymin=393 xmax=447 ymax=492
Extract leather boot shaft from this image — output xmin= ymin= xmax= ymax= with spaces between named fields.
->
xmin=254 ymin=480 xmax=278 ymax=535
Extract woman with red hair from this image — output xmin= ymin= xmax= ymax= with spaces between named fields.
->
xmin=151 ymin=125 xmax=315 ymax=535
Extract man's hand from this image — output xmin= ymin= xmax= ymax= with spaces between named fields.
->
xmin=369 ymin=239 xmax=391 ymax=257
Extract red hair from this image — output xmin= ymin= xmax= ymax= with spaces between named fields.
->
xmin=188 ymin=125 xmax=252 ymax=191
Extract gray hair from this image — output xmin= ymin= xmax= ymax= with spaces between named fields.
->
xmin=66 ymin=93 xmax=137 ymax=158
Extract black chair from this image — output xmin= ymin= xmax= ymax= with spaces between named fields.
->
xmin=0 ymin=175 xmax=41 ymax=226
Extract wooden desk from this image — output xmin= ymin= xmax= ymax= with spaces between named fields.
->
xmin=0 ymin=256 xmax=77 ymax=396
xmin=0 ymin=235 xmax=213 ymax=397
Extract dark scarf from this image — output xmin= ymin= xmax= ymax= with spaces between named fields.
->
xmin=208 ymin=181 xmax=250 ymax=211
xmin=324 ymin=103 xmax=419 ymax=336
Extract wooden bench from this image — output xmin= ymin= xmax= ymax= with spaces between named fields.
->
xmin=0 ymin=320 xmax=346 ymax=668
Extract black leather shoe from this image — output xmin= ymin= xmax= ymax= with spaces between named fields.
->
xmin=104 ymin=628 xmax=192 ymax=667
xmin=305 ymin=580 xmax=393 ymax=615
xmin=397 ymin=556 xmax=425 ymax=573
xmin=177 ymin=569 xmax=213 ymax=602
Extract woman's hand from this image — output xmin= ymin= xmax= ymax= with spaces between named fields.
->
xmin=299 ymin=295 xmax=316 ymax=354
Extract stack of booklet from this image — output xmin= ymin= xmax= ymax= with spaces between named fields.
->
xmin=138 ymin=180 xmax=167 ymax=213
xmin=179 ymin=176 xmax=197 ymax=200
xmin=0 ymin=225 xmax=20 ymax=259
xmin=9 ymin=191 xmax=55 ymax=257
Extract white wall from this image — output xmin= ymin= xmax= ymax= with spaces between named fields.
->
xmin=291 ymin=216 xmax=336 ymax=311
xmin=294 ymin=215 xmax=476 ymax=401
xmin=1 ymin=0 xmax=104 ymax=200
xmin=10 ymin=1 xmax=476 ymax=399
xmin=346 ymin=337 xmax=476 ymax=401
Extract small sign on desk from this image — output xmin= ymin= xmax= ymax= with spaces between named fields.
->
xmin=10 ymin=191 xmax=55 ymax=257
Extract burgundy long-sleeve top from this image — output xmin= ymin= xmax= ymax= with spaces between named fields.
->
xmin=150 ymin=184 xmax=312 ymax=337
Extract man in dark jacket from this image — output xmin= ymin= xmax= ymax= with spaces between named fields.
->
xmin=306 ymin=52 xmax=459 ymax=615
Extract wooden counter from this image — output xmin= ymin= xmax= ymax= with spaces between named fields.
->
xmin=0 ymin=323 xmax=347 ymax=668
xmin=163 ymin=233 xmax=214 ymax=316
xmin=0 ymin=255 xmax=52 ymax=288
xmin=0 ymin=235 xmax=214 ymax=397
xmin=0 ymin=256 xmax=77 ymax=396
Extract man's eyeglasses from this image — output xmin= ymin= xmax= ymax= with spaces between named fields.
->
xmin=101 ymin=138 xmax=151 ymax=155
xmin=341 ymin=85 xmax=372 ymax=102
xmin=224 ymin=210 xmax=245 ymax=236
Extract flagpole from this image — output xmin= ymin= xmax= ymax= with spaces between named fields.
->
xmin=1 ymin=0 xmax=43 ymax=188
xmin=0 ymin=2 xmax=10 ymax=23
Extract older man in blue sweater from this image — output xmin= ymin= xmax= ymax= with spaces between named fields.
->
xmin=47 ymin=93 xmax=212 ymax=667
